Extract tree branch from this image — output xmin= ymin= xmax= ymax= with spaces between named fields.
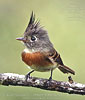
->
xmin=0 ymin=73 xmax=85 ymax=95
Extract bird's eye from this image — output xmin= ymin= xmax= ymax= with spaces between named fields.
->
xmin=31 ymin=36 xmax=36 ymax=41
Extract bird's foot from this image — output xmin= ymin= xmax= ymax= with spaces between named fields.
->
xmin=68 ymin=76 xmax=73 ymax=84
xmin=25 ymin=70 xmax=34 ymax=81
xmin=48 ymin=76 xmax=52 ymax=81
xmin=25 ymin=73 xmax=30 ymax=81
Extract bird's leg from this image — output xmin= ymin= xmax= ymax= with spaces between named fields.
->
xmin=48 ymin=69 xmax=53 ymax=81
xmin=25 ymin=70 xmax=34 ymax=81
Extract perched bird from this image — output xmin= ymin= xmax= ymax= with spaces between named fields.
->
xmin=16 ymin=12 xmax=75 ymax=80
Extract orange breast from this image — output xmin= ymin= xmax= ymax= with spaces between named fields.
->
xmin=21 ymin=51 xmax=53 ymax=67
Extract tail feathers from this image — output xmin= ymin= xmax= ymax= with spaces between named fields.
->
xmin=58 ymin=65 xmax=75 ymax=75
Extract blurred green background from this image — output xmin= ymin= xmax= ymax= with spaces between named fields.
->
xmin=0 ymin=0 xmax=85 ymax=100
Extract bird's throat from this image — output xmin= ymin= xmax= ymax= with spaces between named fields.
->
xmin=24 ymin=48 xmax=35 ymax=53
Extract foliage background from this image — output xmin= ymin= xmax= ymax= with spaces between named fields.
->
xmin=0 ymin=0 xmax=85 ymax=100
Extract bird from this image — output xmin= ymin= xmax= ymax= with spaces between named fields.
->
xmin=16 ymin=12 xmax=75 ymax=81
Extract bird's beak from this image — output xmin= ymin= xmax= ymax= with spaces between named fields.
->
xmin=16 ymin=37 xmax=26 ymax=42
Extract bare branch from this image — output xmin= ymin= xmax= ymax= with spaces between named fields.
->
xmin=0 ymin=73 xmax=85 ymax=95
